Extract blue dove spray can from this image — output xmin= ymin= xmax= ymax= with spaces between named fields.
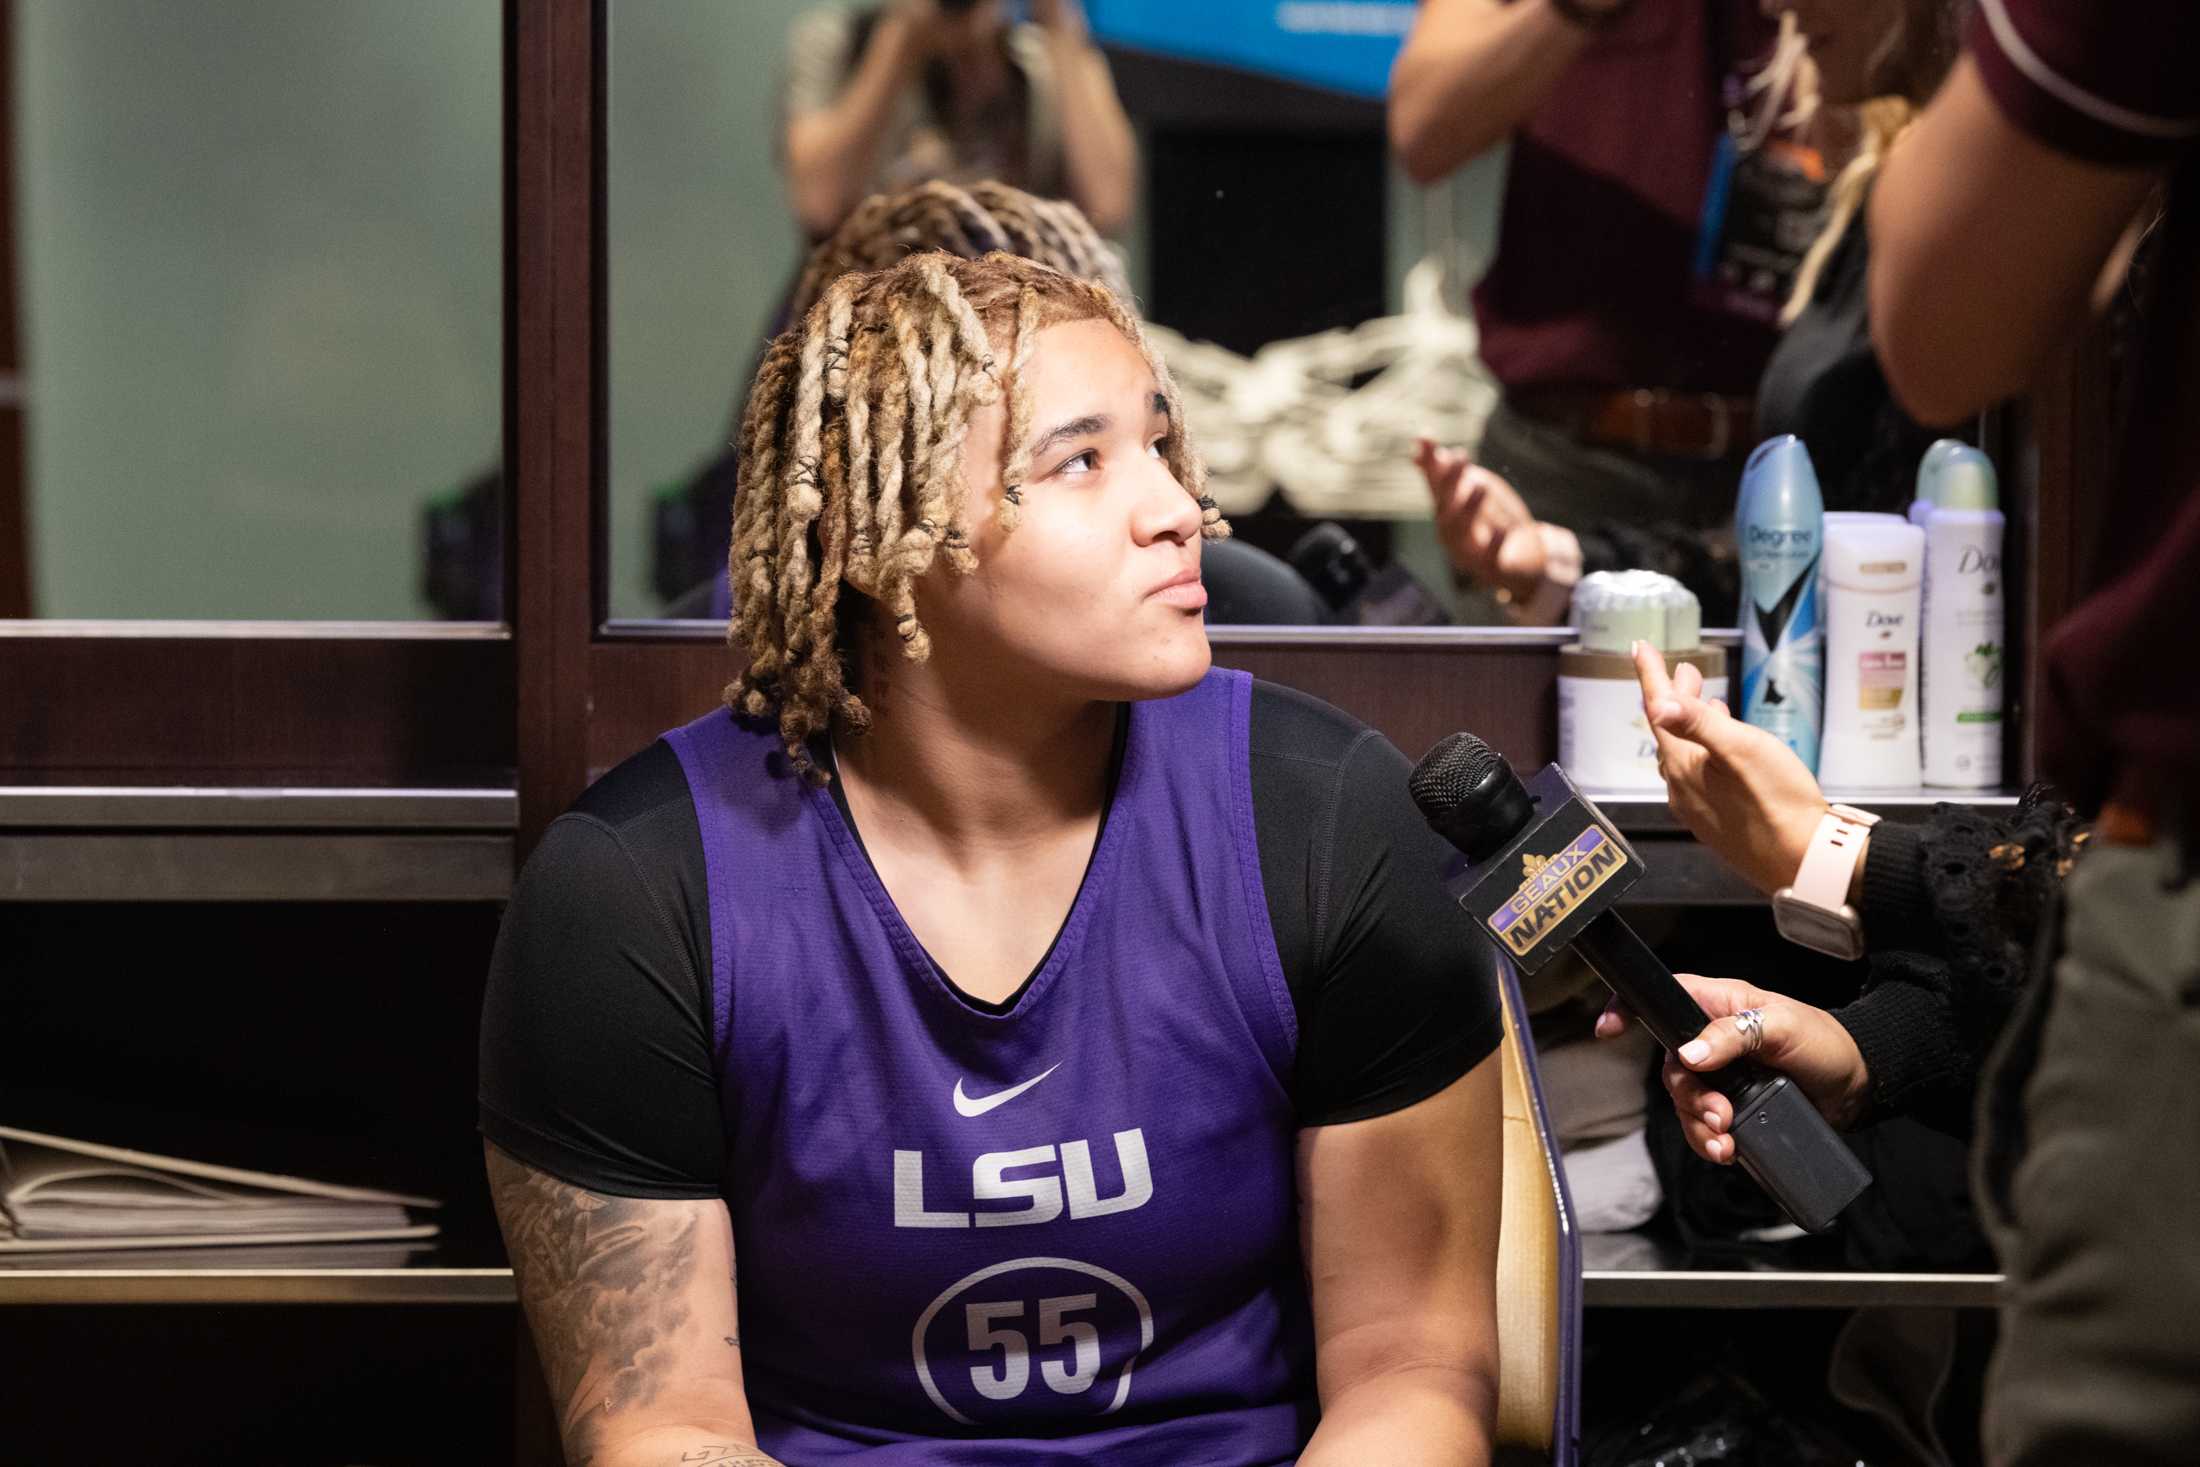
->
xmin=1735 ymin=436 xmax=1825 ymax=770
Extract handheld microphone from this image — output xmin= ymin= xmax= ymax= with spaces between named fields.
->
xmin=1410 ymin=734 xmax=1871 ymax=1233
xmin=1287 ymin=523 xmax=1451 ymax=627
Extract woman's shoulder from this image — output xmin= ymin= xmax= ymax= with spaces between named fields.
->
xmin=566 ymin=738 xmax=698 ymax=842
xmin=1247 ymin=678 xmax=1388 ymax=772
xmin=529 ymin=739 xmax=708 ymax=915
xmin=510 ymin=740 xmax=713 ymax=1012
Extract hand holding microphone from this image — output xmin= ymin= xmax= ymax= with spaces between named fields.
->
xmin=1409 ymin=733 xmax=1871 ymax=1231
xmin=1594 ymin=973 xmax=1871 ymax=1166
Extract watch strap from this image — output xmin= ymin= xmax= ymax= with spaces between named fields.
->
xmin=1792 ymin=805 xmax=1879 ymax=912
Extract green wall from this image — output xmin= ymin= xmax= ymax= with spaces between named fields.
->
xmin=18 ymin=0 xmax=499 ymax=618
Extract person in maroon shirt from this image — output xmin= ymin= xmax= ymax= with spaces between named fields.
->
xmin=1611 ymin=7 xmax=2197 ymax=1464
xmin=1868 ymin=7 xmax=2200 ymax=1464
xmin=1390 ymin=0 xmax=1789 ymax=553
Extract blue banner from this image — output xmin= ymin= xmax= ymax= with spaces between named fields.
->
xmin=1087 ymin=0 xmax=1414 ymax=100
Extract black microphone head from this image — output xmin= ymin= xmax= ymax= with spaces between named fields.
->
xmin=1286 ymin=522 xmax=1370 ymax=610
xmin=1410 ymin=733 xmax=1536 ymax=864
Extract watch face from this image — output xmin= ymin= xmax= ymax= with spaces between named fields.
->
xmin=1774 ymin=893 xmax=1863 ymax=960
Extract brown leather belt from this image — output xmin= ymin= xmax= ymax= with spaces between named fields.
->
xmin=1510 ymin=387 xmax=1757 ymax=462
xmin=2096 ymin=800 xmax=2156 ymax=847
xmin=2098 ymin=768 xmax=2200 ymax=847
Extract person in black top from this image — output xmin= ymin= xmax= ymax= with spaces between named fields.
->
xmin=485 ymin=247 xmax=1506 ymax=1464
xmin=482 ymin=678 xmax=1502 ymax=1194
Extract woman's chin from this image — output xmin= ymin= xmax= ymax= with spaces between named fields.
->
xmin=982 ymin=624 xmax=1213 ymax=705
xmin=1119 ymin=631 xmax=1213 ymax=701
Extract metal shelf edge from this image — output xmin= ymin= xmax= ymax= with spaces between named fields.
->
xmin=1584 ymin=1269 xmax=2006 ymax=1309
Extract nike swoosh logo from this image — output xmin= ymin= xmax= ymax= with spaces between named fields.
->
xmin=953 ymin=1063 xmax=1061 ymax=1119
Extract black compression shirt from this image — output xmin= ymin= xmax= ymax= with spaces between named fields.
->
xmin=478 ymin=680 xmax=1502 ymax=1200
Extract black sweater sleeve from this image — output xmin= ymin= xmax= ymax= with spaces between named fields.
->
xmin=1833 ymin=788 xmax=2082 ymax=1136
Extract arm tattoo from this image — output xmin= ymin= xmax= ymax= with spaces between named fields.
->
xmin=677 ymin=1451 xmax=783 ymax=1466
xmin=487 ymin=1146 xmax=704 ymax=1463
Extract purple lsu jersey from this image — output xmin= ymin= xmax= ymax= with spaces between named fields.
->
xmin=662 ymin=668 xmax=1317 ymax=1464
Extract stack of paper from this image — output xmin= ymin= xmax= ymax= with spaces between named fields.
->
xmin=0 ymin=1126 xmax=439 ymax=1254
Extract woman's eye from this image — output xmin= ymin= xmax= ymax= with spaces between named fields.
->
xmin=1148 ymin=436 xmax=1171 ymax=459
xmin=1060 ymin=449 xmax=1099 ymax=475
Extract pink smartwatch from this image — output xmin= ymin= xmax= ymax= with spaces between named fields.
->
xmin=1771 ymin=804 xmax=1881 ymax=960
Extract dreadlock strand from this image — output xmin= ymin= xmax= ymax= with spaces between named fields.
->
xmin=918 ymin=253 xmax=1002 ymax=370
xmin=730 ymin=335 xmax=797 ymax=616
xmin=883 ymin=576 xmax=931 ymax=663
xmin=804 ymin=310 xmax=890 ymax=690
xmin=839 ymin=322 xmax=883 ymax=588
xmin=776 ymin=283 xmax=854 ymax=656
xmin=993 ymin=283 xmax=1044 ymax=534
xmin=878 ymin=298 xmax=931 ymax=566
xmin=725 ymin=332 xmax=807 ymax=720
xmin=928 ymin=355 xmax=994 ymax=576
xmin=860 ymin=354 xmax=906 ymax=592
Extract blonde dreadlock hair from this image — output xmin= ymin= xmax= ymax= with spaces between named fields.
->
xmin=1783 ymin=0 xmax=1964 ymax=326
xmin=785 ymin=180 xmax=1133 ymax=331
xmin=729 ymin=251 xmax=1226 ymax=782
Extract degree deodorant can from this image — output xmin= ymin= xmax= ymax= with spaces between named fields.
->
xmin=1736 ymin=436 xmax=1825 ymax=771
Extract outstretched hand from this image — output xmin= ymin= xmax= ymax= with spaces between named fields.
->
xmin=1634 ymin=640 xmax=1830 ymax=896
xmin=1413 ymin=437 xmax=1564 ymax=607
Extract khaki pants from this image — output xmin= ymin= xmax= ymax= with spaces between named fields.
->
xmin=1978 ymin=837 xmax=2200 ymax=1466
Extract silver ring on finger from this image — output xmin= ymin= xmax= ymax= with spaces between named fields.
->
xmin=1732 ymin=1007 xmax=1766 ymax=1056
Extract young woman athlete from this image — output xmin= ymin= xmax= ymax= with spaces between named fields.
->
xmin=480 ymin=250 xmax=1506 ymax=1465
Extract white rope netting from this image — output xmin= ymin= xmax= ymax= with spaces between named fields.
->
xmin=1150 ymin=254 xmax=1496 ymax=520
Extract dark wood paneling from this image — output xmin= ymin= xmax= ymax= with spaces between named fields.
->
xmin=512 ymin=0 xmax=602 ymax=858
xmin=0 ymin=631 xmax=513 ymax=782
xmin=2017 ymin=321 xmax=2115 ymax=782
xmin=1209 ymin=637 xmax=1558 ymax=769
xmin=583 ymin=634 xmax=1561 ymax=788
xmin=587 ymin=639 xmax=728 ymax=778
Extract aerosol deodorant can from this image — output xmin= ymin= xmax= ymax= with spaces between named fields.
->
xmin=1736 ymin=436 xmax=1825 ymax=771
